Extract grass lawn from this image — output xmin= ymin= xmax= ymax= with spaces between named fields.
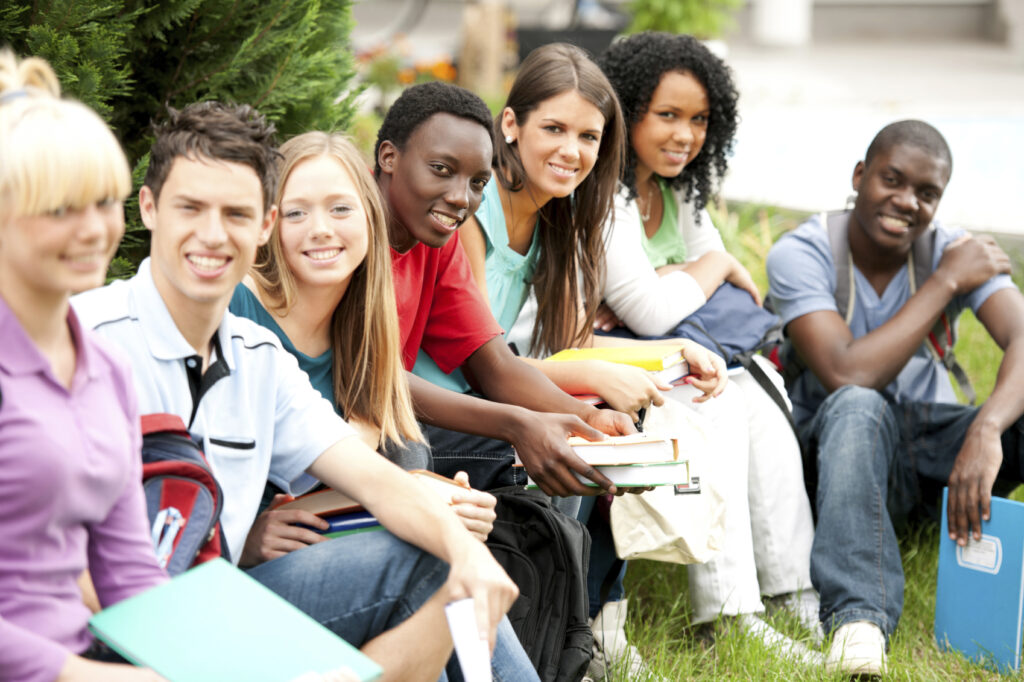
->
xmin=616 ymin=202 xmax=1024 ymax=681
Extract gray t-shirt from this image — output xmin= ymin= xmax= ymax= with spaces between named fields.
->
xmin=766 ymin=215 xmax=1012 ymax=426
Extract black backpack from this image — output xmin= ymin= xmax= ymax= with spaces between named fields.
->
xmin=485 ymin=487 xmax=593 ymax=682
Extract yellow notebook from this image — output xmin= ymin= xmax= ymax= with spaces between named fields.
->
xmin=545 ymin=345 xmax=686 ymax=372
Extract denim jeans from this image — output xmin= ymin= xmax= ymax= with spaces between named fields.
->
xmin=422 ymin=422 xmax=582 ymax=517
xmin=245 ymin=529 xmax=538 ymax=682
xmin=578 ymin=495 xmax=626 ymax=619
xmin=423 ymin=422 xmax=527 ymax=490
xmin=801 ymin=385 xmax=1024 ymax=639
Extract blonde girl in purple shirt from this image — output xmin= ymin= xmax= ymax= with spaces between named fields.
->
xmin=0 ymin=50 xmax=168 ymax=682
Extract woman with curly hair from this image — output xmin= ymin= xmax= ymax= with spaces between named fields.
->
xmin=596 ymin=32 xmax=821 ymax=663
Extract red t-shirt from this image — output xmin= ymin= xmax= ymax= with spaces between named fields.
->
xmin=391 ymin=233 xmax=504 ymax=373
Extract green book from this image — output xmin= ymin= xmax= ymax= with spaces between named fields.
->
xmin=89 ymin=558 xmax=382 ymax=682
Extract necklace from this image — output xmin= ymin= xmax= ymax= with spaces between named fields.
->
xmin=638 ymin=180 xmax=655 ymax=222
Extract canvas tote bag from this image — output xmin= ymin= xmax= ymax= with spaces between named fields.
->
xmin=609 ymin=397 xmax=725 ymax=564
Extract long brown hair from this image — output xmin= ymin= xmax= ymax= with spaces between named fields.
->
xmin=252 ymin=131 xmax=423 ymax=445
xmin=493 ymin=42 xmax=625 ymax=355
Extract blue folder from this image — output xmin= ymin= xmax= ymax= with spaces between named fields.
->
xmin=934 ymin=488 xmax=1024 ymax=674
xmin=90 ymin=558 xmax=383 ymax=681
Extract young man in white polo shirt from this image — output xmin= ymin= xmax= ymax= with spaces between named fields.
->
xmin=73 ymin=101 xmax=537 ymax=681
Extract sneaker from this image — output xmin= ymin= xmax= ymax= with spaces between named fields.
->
xmin=825 ymin=621 xmax=887 ymax=676
xmin=737 ymin=613 xmax=825 ymax=667
xmin=766 ymin=591 xmax=826 ymax=644
xmin=588 ymin=600 xmax=667 ymax=682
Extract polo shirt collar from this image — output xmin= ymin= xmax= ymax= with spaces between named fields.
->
xmin=130 ymin=258 xmax=238 ymax=371
xmin=0 ymin=294 xmax=48 ymax=376
xmin=0 ymin=294 xmax=100 ymax=381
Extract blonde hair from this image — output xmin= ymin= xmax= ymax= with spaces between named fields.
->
xmin=253 ymin=131 xmax=424 ymax=446
xmin=0 ymin=50 xmax=131 ymax=220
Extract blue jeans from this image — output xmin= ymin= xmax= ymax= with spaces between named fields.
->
xmin=422 ymin=422 xmax=582 ymax=517
xmin=423 ymin=422 xmax=527 ymax=489
xmin=801 ymin=385 xmax=1024 ymax=639
xmin=578 ymin=495 xmax=626 ymax=619
xmin=246 ymin=529 xmax=538 ymax=682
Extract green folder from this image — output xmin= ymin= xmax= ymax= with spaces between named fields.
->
xmin=89 ymin=558 xmax=382 ymax=681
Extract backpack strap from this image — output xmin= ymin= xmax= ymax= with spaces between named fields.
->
xmin=823 ymin=211 xmax=856 ymax=325
xmin=826 ymin=214 xmax=976 ymax=404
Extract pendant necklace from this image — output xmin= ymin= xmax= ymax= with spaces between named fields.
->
xmin=639 ymin=180 xmax=655 ymax=222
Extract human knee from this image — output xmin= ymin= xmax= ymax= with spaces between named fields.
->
xmin=820 ymin=385 xmax=888 ymax=420
xmin=814 ymin=386 xmax=897 ymax=480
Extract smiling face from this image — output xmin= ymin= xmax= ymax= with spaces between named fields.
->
xmin=850 ymin=142 xmax=950 ymax=257
xmin=631 ymin=70 xmax=709 ymax=183
xmin=141 ymin=154 xmax=275 ymax=319
xmin=378 ymin=113 xmax=493 ymax=252
xmin=0 ymin=199 xmax=124 ymax=304
xmin=501 ymin=89 xmax=606 ymax=207
xmin=278 ymin=155 xmax=369 ymax=296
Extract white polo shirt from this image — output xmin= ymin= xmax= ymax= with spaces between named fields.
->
xmin=72 ymin=259 xmax=354 ymax=562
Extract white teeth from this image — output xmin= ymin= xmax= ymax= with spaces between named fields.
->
xmin=880 ymin=216 xmax=910 ymax=230
xmin=548 ymin=164 xmax=577 ymax=178
xmin=306 ymin=248 xmax=341 ymax=261
xmin=431 ymin=212 xmax=457 ymax=227
xmin=663 ymin=150 xmax=687 ymax=162
xmin=187 ymin=255 xmax=228 ymax=271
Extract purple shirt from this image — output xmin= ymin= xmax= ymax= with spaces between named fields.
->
xmin=0 ymin=295 xmax=168 ymax=682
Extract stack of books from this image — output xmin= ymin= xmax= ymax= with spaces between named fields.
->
xmin=518 ymin=433 xmax=691 ymax=488
xmin=272 ymin=470 xmax=473 ymax=539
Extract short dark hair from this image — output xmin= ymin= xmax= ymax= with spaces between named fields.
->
xmin=864 ymin=120 xmax=952 ymax=175
xmin=373 ymin=81 xmax=493 ymax=174
xmin=599 ymin=31 xmax=739 ymax=211
xmin=144 ymin=101 xmax=279 ymax=212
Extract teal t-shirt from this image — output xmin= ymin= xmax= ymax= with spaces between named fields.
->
xmin=412 ymin=181 xmax=539 ymax=391
xmin=640 ymin=179 xmax=686 ymax=269
xmin=229 ymin=284 xmax=337 ymax=412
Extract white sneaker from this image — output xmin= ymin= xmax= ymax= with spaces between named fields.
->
xmin=768 ymin=591 xmax=826 ymax=644
xmin=826 ymin=621 xmax=887 ymax=676
xmin=588 ymin=600 xmax=667 ymax=682
xmin=737 ymin=613 xmax=825 ymax=667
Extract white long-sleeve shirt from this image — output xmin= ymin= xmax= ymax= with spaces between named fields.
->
xmin=601 ymin=186 xmax=726 ymax=336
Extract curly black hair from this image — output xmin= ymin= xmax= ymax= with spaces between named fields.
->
xmin=373 ymin=81 xmax=493 ymax=174
xmin=598 ymin=32 xmax=739 ymax=212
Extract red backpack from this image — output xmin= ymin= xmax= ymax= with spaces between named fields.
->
xmin=141 ymin=414 xmax=227 ymax=575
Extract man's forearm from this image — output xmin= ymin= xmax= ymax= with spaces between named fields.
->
xmin=407 ymin=372 xmax=529 ymax=443
xmin=472 ymin=352 xmax=595 ymax=421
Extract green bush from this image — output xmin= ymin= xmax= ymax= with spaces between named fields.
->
xmin=2 ymin=0 xmax=359 ymax=276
